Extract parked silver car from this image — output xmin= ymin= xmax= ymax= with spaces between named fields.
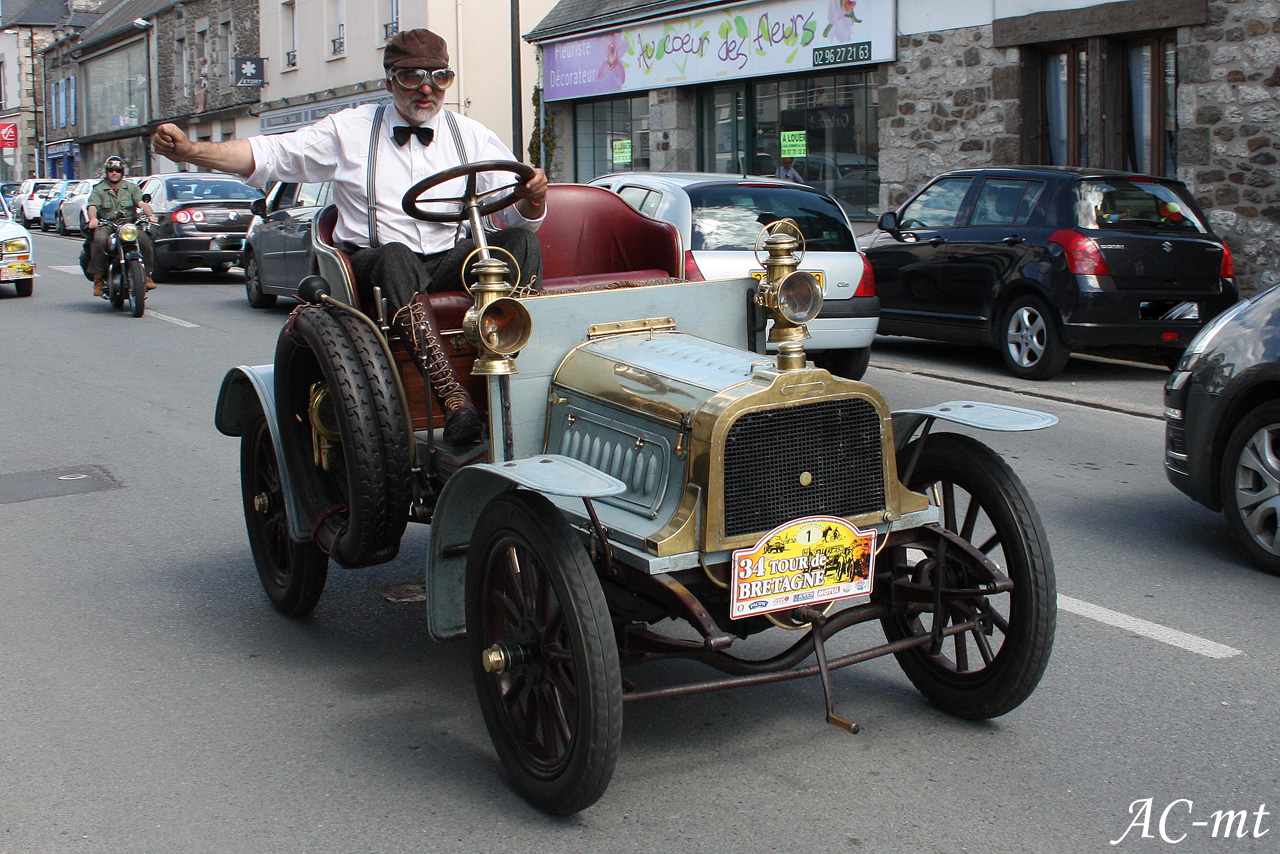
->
xmin=56 ymin=178 xmax=97 ymax=235
xmin=589 ymin=171 xmax=878 ymax=379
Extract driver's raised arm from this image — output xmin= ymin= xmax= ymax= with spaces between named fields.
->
xmin=153 ymin=123 xmax=256 ymax=177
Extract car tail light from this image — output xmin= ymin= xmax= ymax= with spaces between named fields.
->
xmin=684 ymin=250 xmax=705 ymax=281
xmin=1220 ymin=243 xmax=1235 ymax=278
xmin=1048 ymin=229 xmax=1111 ymax=275
xmin=172 ymin=209 xmax=206 ymax=224
xmin=854 ymin=252 xmax=876 ymax=297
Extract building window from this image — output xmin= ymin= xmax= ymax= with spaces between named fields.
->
xmin=1124 ymin=34 xmax=1177 ymax=176
xmin=282 ymin=0 xmax=298 ymax=67
xmin=1035 ymin=32 xmax=1176 ymax=177
xmin=69 ymin=76 xmax=75 ymax=124
xmin=177 ymin=37 xmax=190 ymax=96
xmin=220 ymin=21 xmax=233 ymax=81
xmin=574 ymin=95 xmax=649 ymax=180
xmin=384 ymin=0 xmax=399 ymax=40
xmin=699 ymin=71 xmax=880 ymax=220
xmin=1042 ymin=43 xmax=1088 ymax=167
xmin=330 ymin=0 xmax=346 ymax=55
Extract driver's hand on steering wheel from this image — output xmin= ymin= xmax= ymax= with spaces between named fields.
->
xmin=514 ymin=167 xmax=548 ymax=213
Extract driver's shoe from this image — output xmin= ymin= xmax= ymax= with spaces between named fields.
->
xmin=392 ymin=298 xmax=483 ymax=445
xmin=92 ymin=276 xmax=104 ymax=297
xmin=145 ymin=275 xmax=156 ymax=290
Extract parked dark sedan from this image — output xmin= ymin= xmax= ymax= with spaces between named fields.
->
xmin=138 ymin=173 xmax=263 ymax=280
xmin=865 ymin=166 xmax=1239 ymax=379
xmin=1165 ymin=286 xmax=1280 ymax=575
xmin=241 ymin=181 xmax=331 ymax=308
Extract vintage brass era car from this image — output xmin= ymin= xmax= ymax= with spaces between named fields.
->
xmin=215 ymin=162 xmax=1058 ymax=814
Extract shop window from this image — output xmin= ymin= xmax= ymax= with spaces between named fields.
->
xmin=574 ymin=95 xmax=649 ymax=181
xmin=701 ymin=72 xmax=879 ymax=221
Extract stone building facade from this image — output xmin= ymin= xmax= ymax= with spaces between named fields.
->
xmin=153 ymin=0 xmax=260 ymax=146
xmin=877 ymin=1 xmax=1279 ymax=295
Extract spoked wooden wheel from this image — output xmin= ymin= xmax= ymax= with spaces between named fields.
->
xmin=466 ymin=490 xmax=621 ymax=815
xmin=882 ymin=433 xmax=1056 ymax=719
xmin=240 ymin=415 xmax=328 ymax=616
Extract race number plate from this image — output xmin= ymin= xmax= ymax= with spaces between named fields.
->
xmin=729 ymin=515 xmax=876 ymax=619
xmin=750 ymin=270 xmax=824 ymax=288
xmin=2 ymin=261 xmax=33 ymax=280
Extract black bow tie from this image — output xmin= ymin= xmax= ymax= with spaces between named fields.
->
xmin=392 ymin=125 xmax=434 ymax=146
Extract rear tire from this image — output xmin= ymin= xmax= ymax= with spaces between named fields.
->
xmin=241 ymin=415 xmax=329 ymax=615
xmin=882 ymin=433 xmax=1056 ymax=719
xmin=998 ymin=295 xmax=1069 ymax=380
xmin=244 ymin=252 xmax=277 ymax=308
xmin=1219 ymin=401 xmax=1280 ymax=575
xmin=212 ymin=261 xmax=233 ymax=275
xmin=109 ymin=268 xmax=125 ymax=310
xmin=150 ymin=258 xmax=170 ymax=283
xmin=127 ymin=259 xmax=146 ymax=317
xmin=56 ymin=212 xmax=67 ymax=235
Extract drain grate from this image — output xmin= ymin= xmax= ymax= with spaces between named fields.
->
xmin=0 ymin=465 xmax=122 ymax=505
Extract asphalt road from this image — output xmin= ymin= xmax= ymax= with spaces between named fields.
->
xmin=1 ymin=231 xmax=1274 ymax=853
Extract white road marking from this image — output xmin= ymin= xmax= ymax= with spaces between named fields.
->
xmin=1058 ymin=595 xmax=1243 ymax=659
xmin=146 ymin=311 xmax=200 ymax=328
xmin=50 ymin=265 xmax=83 ymax=274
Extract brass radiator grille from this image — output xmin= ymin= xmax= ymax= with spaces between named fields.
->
xmin=722 ymin=398 xmax=885 ymax=539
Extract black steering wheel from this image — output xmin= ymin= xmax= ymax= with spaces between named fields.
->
xmin=401 ymin=160 xmax=536 ymax=223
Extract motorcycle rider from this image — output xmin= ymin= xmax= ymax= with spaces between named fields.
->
xmin=86 ymin=156 xmax=156 ymax=297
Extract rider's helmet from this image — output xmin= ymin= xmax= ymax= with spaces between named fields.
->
xmin=102 ymin=156 xmax=125 ymax=177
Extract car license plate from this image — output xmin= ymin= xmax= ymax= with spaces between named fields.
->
xmin=729 ymin=515 xmax=876 ymax=619
xmin=2 ymin=261 xmax=33 ymax=280
xmin=750 ymin=270 xmax=824 ymax=287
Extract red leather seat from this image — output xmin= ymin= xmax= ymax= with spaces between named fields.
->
xmin=536 ymin=183 xmax=684 ymax=292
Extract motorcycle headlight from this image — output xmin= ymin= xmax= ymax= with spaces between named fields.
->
xmin=119 ymin=223 xmax=139 ymax=242
xmin=3 ymin=237 xmax=29 ymax=253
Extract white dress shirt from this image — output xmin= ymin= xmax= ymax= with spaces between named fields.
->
xmin=247 ymin=104 xmax=543 ymax=253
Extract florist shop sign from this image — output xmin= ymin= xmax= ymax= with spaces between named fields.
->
xmin=540 ymin=0 xmax=895 ymax=102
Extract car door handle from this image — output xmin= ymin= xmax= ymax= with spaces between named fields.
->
xmin=1001 ymin=235 xmax=1024 ymax=246
xmin=927 ymin=236 xmax=946 ymax=247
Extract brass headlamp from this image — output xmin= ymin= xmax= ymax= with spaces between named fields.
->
xmin=461 ymin=250 xmax=532 ymax=375
xmin=753 ymin=222 xmax=823 ymax=371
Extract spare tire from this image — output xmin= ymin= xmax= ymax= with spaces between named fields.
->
xmin=274 ymin=305 xmax=404 ymax=568
xmin=330 ymin=308 xmax=413 ymax=548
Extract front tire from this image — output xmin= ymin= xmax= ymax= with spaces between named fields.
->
xmin=14 ymin=279 xmax=32 ymax=297
xmin=241 ymin=415 xmax=329 ymax=615
xmin=1219 ymin=401 xmax=1280 ymax=575
xmin=882 ymin=432 xmax=1056 ymax=719
xmin=999 ymin=295 xmax=1069 ymax=380
xmin=127 ymin=259 xmax=145 ymax=317
xmin=467 ymin=491 xmax=622 ymax=815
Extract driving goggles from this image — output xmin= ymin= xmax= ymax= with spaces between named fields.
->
xmin=388 ymin=67 xmax=456 ymax=91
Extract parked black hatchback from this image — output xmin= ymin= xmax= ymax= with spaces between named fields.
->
xmin=1165 ymin=286 xmax=1280 ymax=575
xmin=865 ymin=166 xmax=1239 ymax=379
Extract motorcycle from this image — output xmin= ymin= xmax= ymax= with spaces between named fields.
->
xmin=81 ymin=211 xmax=153 ymax=318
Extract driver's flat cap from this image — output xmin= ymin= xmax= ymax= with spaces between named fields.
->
xmin=384 ymin=28 xmax=449 ymax=71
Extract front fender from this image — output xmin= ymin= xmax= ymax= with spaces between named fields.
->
xmin=214 ymin=365 xmax=310 ymax=544
xmin=891 ymin=400 xmax=1058 ymax=452
xmin=425 ymin=455 xmax=626 ymax=641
